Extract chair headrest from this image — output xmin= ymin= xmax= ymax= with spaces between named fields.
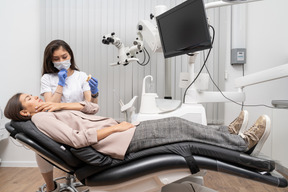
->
xmin=5 ymin=122 xmax=18 ymax=138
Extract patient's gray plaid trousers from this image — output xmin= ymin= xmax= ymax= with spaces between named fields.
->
xmin=127 ymin=117 xmax=247 ymax=153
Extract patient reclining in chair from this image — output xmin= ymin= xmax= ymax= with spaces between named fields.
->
xmin=4 ymin=93 xmax=271 ymax=161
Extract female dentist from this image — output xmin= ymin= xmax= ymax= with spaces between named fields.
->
xmin=39 ymin=39 xmax=99 ymax=192
xmin=41 ymin=39 xmax=99 ymax=104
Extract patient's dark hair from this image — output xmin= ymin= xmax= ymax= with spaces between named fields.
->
xmin=4 ymin=93 xmax=31 ymax=122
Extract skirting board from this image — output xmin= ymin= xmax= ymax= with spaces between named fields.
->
xmin=0 ymin=160 xmax=37 ymax=167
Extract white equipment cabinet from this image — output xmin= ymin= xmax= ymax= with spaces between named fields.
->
xmin=271 ymin=106 xmax=288 ymax=169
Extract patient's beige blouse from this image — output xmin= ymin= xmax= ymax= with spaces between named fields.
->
xmin=32 ymin=101 xmax=136 ymax=160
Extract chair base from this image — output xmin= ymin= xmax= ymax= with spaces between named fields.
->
xmin=37 ymin=173 xmax=89 ymax=192
xmin=87 ymin=169 xmax=205 ymax=192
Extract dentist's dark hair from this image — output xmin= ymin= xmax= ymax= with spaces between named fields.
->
xmin=4 ymin=93 xmax=31 ymax=121
xmin=42 ymin=39 xmax=79 ymax=75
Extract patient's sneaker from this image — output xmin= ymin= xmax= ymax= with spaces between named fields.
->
xmin=240 ymin=115 xmax=271 ymax=156
xmin=228 ymin=110 xmax=248 ymax=134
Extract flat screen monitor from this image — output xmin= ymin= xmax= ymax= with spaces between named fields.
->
xmin=156 ymin=0 xmax=212 ymax=58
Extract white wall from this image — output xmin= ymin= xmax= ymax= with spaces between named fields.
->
xmin=1 ymin=0 xmax=287 ymax=167
xmin=0 ymin=0 xmax=220 ymax=167
xmin=39 ymin=0 xmax=185 ymax=119
xmin=0 ymin=0 xmax=41 ymax=166
xmin=39 ymin=0 xmax=224 ymax=122
xmin=224 ymin=0 xmax=288 ymax=157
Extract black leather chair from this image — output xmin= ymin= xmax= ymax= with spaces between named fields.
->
xmin=5 ymin=120 xmax=288 ymax=192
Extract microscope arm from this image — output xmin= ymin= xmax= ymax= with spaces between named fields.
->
xmin=234 ymin=63 xmax=288 ymax=88
xmin=185 ymin=64 xmax=288 ymax=104
xmin=205 ymin=0 xmax=263 ymax=10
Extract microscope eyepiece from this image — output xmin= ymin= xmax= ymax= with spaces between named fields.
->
xmin=102 ymin=39 xmax=109 ymax=44
xmin=107 ymin=37 xmax=114 ymax=43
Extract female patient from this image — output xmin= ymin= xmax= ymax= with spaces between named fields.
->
xmin=5 ymin=93 xmax=271 ymax=161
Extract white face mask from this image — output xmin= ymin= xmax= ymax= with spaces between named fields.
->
xmin=53 ymin=59 xmax=71 ymax=70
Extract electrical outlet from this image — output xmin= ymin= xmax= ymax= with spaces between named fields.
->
xmin=0 ymin=106 xmax=3 ymax=120
xmin=0 ymin=128 xmax=8 ymax=141
xmin=231 ymin=48 xmax=246 ymax=65
xmin=0 ymin=106 xmax=8 ymax=141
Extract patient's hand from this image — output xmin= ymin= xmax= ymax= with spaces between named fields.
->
xmin=115 ymin=121 xmax=134 ymax=132
xmin=97 ymin=121 xmax=134 ymax=141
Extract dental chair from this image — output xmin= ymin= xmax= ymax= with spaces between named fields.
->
xmin=5 ymin=120 xmax=288 ymax=192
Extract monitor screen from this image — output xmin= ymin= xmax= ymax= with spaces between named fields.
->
xmin=156 ymin=0 xmax=212 ymax=58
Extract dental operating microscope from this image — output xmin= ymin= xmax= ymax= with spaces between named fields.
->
xmin=102 ymin=0 xmax=282 ymax=125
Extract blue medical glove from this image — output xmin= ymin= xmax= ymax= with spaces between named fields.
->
xmin=89 ymin=77 xmax=99 ymax=94
xmin=58 ymin=69 xmax=67 ymax=87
